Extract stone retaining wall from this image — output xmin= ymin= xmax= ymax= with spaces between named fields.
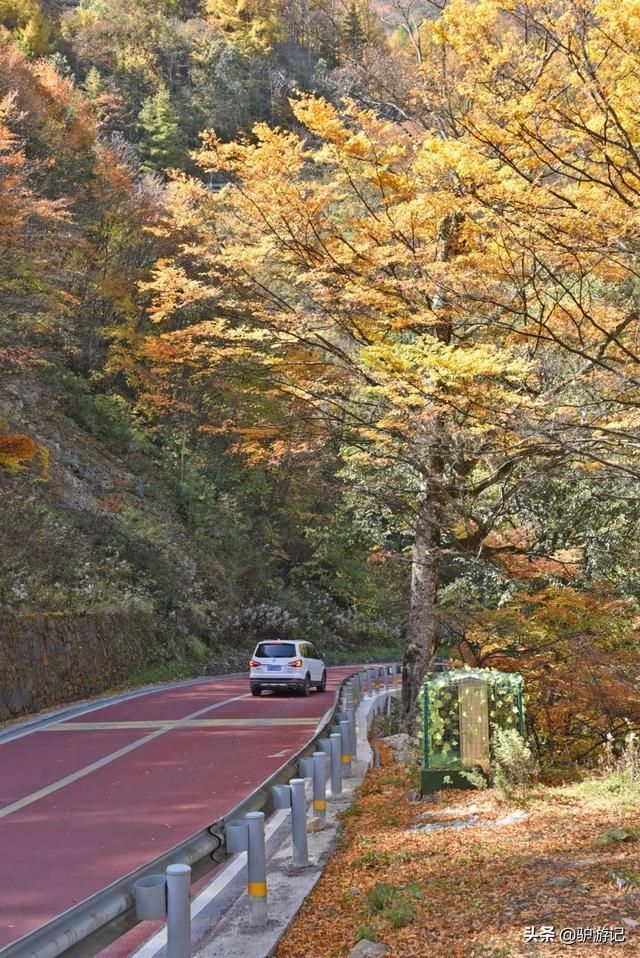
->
xmin=0 ymin=607 xmax=159 ymax=720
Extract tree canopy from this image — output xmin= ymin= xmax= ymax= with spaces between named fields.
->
xmin=2 ymin=0 xmax=640 ymax=749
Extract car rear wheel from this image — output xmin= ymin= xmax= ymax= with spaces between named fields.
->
xmin=300 ymin=673 xmax=311 ymax=696
xmin=316 ymin=670 xmax=327 ymax=692
xmin=250 ymin=685 xmax=262 ymax=696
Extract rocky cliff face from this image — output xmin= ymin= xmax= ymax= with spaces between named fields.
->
xmin=0 ymin=374 xmax=224 ymax=720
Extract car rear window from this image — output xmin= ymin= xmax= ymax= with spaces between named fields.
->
xmin=255 ymin=642 xmax=296 ymax=658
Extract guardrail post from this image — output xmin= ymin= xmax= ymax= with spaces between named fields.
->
xmin=366 ymin=669 xmax=373 ymax=697
xmin=134 ymin=874 xmax=167 ymax=921
xmin=166 ymin=864 xmax=191 ymax=958
xmin=289 ymin=778 xmax=309 ymax=866
xmin=383 ymin=666 xmax=389 ymax=692
xmin=329 ymin=731 xmax=343 ymax=797
xmin=312 ymin=750 xmax=327 ymax=825
xmin=299 ymin=756 xmax=315 ymax=779
xmin=246 ymin=812 xmax=267 ymax=926
xmin=339 ymin=719 xmax=352 ymax=777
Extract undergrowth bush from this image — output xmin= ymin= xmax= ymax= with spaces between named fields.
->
xmin=596 ymin=733 xmax=640 ymax=796
xmin=184 ymin=634 xmax=208 ymax=662
xmin=492 ymin=728 xmax=539 ymax=801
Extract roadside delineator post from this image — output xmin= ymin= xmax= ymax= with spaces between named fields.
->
xmin=225 ymin=812 xmax=267 ymax=926
xmin=166 ymin=864 xmax=191 ymax=958
xmin=329 ymin=731 xmax=343 ymax=797
xmin=383 ymin=666 xmax=389 ymax=692
xmin=346 ymin=706 xmax=357 ymax=760
xmin=272 ymin=778 xmax=309 ymax=866
xmin=318 ymin=736 xmax=332 ymax=777
xmin=339 ymin=719 xmax=352 ymax=777
xmin=290 ymin=778 xmax=309 ymax=866
xmin=312 ymin=750 xmax=327 ymax=825
xmin=366 ymin=669 xmax=373 ymax=697
xmin=246 ymin=812 xmax=267 ymax=924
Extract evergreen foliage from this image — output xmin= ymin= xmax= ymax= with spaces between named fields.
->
xmin=343 ymin=2 xmax=365 ymax=49
xmin=137 ymin=86 xmax=186 ymax=172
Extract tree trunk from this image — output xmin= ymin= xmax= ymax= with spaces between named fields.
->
xmin=401 ymin=485 xmax=439 ymax=732
xmin=399 ymin=210 xmax=459 ymax=730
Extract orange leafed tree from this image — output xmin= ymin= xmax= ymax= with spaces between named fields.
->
xmin=0 ymin=431 xmax=39 ymax=470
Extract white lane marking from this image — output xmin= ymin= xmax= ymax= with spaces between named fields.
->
xmin=0 ymin=693 xmax=250 ymax=820
xmin=131 ymin=809 xmax=290 ymax=958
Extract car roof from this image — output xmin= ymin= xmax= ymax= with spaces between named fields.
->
xmin=254 ymin=639 xmax=298 ymax=646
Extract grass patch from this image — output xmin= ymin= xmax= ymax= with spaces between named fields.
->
xmin=385 ymin=900 xmax=414 ymax=929
xmin=364 ymin=881 xmax=421 ymax=929
xmin=185 ymin=635 xmax=208 ymax=662
xmin=366 ymin=881 xmax=397 ymax=912
xmin=126 ymin=658 xmax=202 ymax=686
xmin=552 ymin=770 xmax=640 ymax=813
xmin=354 ymin=925 xmax=379 ymax=942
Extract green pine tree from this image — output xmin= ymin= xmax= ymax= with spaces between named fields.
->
xmin=16 ymin=7 xmax=53 ymax=58
xmin=343 ymin=2 xmax=365 ymax=49
xmin=83 ymin=67 xmax=104 ymax=101
xmin=137 ymin=86 xmax=186 ymax=173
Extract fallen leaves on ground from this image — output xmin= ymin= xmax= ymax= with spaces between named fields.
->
xmin=276 ymin=758 xmax=640 ymax=957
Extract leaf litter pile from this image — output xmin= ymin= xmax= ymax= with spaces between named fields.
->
xmin=276 ymin=752 xmax=640 ymax=957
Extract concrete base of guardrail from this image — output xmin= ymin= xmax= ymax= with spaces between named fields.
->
xmin=131 ymin=684 xmax=400 ymax=958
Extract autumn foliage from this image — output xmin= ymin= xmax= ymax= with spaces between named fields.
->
xmin=0 ymin=431 xmax=38 ymax=470
xmin=2 ymin=1 xmax=640 ymax=757
xmin=140 ymin=0 xmax=640 ymax=728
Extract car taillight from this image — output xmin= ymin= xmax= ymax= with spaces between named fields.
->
xmin=249 ymin=659 xmax=260 ymax=668
xmin=288 ymin=659 xmax=303 ymax=668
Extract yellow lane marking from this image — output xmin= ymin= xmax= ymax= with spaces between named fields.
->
xmin=44 ymin=718 xmax=317 ymax=730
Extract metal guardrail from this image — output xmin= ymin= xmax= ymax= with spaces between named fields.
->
xmin=0 ymin=666 xmax=398 ymax=958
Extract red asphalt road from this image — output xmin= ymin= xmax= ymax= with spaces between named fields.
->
xmin=0 ymin=668 xmax=358 ymax=950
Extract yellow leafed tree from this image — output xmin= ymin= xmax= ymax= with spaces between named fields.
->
xmin=145 ymin=0 xmax=640 ymax=723
xmin=206 ymin=0 xmax=282 ymax=53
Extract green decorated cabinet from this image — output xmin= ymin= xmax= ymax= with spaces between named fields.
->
xmin=417 ymin=667 xmax=524 ymax=794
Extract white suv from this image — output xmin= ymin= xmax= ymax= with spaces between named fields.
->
xmin=249 ymin=640 xmax=327 ymax=696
